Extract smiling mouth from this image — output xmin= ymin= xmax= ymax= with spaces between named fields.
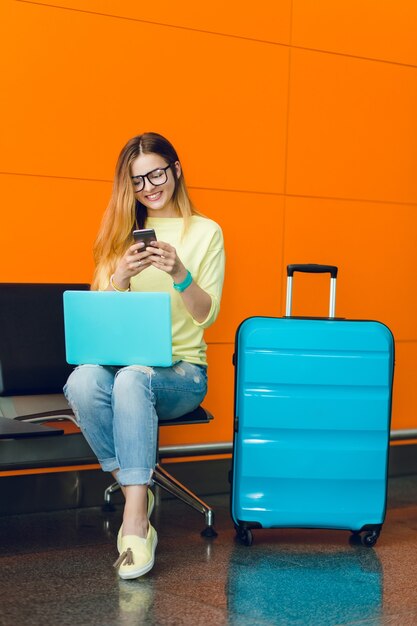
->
xmin=146 ymin=191 xmax=163 ymax=201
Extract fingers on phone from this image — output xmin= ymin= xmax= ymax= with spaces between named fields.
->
xmin=132 ymin=243 xmax=145 ymax=254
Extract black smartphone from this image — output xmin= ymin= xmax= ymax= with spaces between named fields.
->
xmin=133 ymin=228 xmax=157 ymax=249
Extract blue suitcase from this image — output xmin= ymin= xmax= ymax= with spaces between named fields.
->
xmin=231 ymin=264 xmax=394 ymax=547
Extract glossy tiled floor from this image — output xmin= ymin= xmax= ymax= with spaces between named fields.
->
xmin=1 ymin=476 xmax=417 ymax=625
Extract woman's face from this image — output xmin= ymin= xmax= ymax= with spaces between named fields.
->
xmin=131 ymin=152 xmax=180 ymax=217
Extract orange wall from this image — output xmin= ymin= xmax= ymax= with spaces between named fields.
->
xmin=1 ymin=0 xmax=417 ymax=445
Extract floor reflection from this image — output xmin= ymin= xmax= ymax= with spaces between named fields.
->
xmin=117 ymin=579 xmax=155 ymax=625
xmin=226 ymin=545 xmax=383 ymax=625
xmin=1 ymin=477 xmax=417 ymax=626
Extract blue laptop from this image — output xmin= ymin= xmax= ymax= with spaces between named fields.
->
xmin=63 ymin=291 xmax=172 ymax=367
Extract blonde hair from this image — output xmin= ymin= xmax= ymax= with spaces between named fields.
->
xmin=92 ymin=132 xmax=197 ymax=290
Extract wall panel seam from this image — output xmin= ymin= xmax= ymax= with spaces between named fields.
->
xmin=190 ymin=187 xmax=284 ymax=197
xmin=290 ymin=44 xmax=417 ymax=71
xmin=284 ymin=193 xmax=417 ymax=209
xmin=3 ymin=173 xmax=416 ymax=208
xmin=283 ymin=0 xmax=293 ymax=197
xmin=14 ymin=1 xmax=417 ymax=69
xmin=0 ymin=173 xmax=286 ymax=198
xmin=0 ymin=171 xmax=112 ymax=184
xmin=280 ymin=1 xmax=293 ymax=314
xmin=15 ymin=0 xmax=290 ymax=49
xmin=394 ymin=340 xmax=417 ymax=344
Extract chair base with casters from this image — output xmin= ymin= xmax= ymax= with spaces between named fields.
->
xmin=103 ymin=405 xmax=218 ymax=538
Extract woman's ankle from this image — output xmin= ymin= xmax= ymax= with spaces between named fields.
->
xmin=122 ymin=515 xmax=148 ymax=538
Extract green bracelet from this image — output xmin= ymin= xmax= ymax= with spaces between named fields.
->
xmin=173 ymin=270 xmax=193 ymax=293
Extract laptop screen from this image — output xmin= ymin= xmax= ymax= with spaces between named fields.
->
xmin=63 ymin=291 xmax=172 ymax=367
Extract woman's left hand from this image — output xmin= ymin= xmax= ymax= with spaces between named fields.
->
xmin=146 ymin=241 xmax=188 ymax=283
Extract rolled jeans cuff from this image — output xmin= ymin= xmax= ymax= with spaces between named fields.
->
xmin=100 ymin=457 xmax=119 ymax=472
xmin=117 ymin=467 xmax=154 ymax=486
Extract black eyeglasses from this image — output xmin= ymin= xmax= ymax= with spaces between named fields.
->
xmin=131 ymin=164 xmax=172 ymax=192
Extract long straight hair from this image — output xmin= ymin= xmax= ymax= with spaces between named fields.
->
xmin=92 ymin=132 xmax=197 ymax=290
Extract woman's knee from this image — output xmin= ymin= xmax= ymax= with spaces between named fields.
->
xmin=113 ymin=366 xmax=152 ymax=396
xmin=64 ymin=365 xmax=113 ymax=404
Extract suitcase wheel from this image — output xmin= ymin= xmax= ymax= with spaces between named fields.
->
xmin=235 ymin=526 xmax=253 ymax=547
xmin=350 ymin=529 xmax=380 ymax=548
xmin=362 ymin=530 xmax=379 ymax=548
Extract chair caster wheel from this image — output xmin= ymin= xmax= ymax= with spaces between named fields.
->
xmin=201 ymin=526 xmax=218 ymax=538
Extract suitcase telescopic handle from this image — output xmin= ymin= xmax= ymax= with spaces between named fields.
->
xmin=286 ymin=264 xmax=338 ymax=318
xmin=287 ymin=264 xmax=338 ymax=279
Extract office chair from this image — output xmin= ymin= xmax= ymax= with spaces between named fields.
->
xmin=0 ymin=283 xmax=217 ymax=536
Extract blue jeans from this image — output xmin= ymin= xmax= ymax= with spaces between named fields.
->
xmin=63 ymin=361 xmax=207 ymax=486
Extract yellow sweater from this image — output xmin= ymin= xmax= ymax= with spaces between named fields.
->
xmin=130 ymin=215 xmax=225 ymax=366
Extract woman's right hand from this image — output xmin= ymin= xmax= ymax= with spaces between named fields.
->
xmin=111 ymin=242 xmax=153 ymax=290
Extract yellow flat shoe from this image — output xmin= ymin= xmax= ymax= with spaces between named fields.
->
xmin=113 ymin=524 xmax=158 ymax=580
xmin=117 ymin=488 xmax=154 ymax=553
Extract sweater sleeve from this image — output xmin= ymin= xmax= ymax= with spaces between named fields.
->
xmin=192 ymin=225 xmax=225 ymax=329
